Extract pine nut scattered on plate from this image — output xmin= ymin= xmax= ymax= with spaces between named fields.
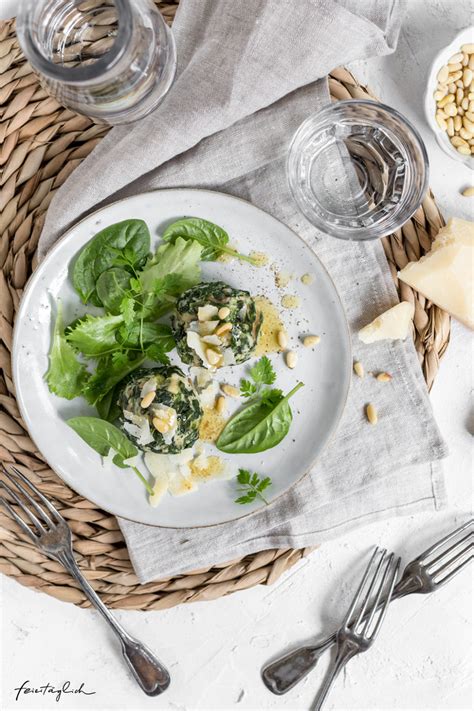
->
xmin=353 ymin=361 xmax=364 ymax=378
xmin=285 ymin=351 xmax=298 ymax=369
xmin=375 ymin=372 xmax=392 ymax=382
xmin=277 ymin=329 xmax=288 ymax=349
xmin=221 ymin=383 xmax=239 ymax=398
xmin=303 ymin=335 xmax=320 ymax=347
xmin=462 ymin=186 xmax=474 ymax=196
xmin=215 ymin=395 xmax=226 ymax=414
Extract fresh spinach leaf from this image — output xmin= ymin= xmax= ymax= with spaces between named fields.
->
xmin=161 ymin=217 xmax=258 ymax=265
xmin=96 ymin=268 xmax=131 ymax=314
xmin=66 ymin=314 xmax=124 ymax=357
xmin=67 ymin=416 xmax=153 ymax=494
xmin=72 ymin=219 xmax=150 ymax=304
xmin=46 ymin=302 xmax=89 ymax=400
xmin=216 ymin=382 xmax=304 ymax=454
xmin=95 ymin=384 xmax=121 ymax=422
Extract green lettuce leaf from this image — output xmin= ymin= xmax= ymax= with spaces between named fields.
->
xmin=46 ymin=302 xmax=89 ymax=399
xmin=66 ymin=314 xmax=124 ymax=357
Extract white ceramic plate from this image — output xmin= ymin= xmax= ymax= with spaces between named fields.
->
xmin=424 ymin=26 xmax=474 ymax=168
xmin=12 ymin=189 xmax=351 ymax=527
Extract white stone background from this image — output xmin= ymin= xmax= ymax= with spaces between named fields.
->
xmin=0 ymin=0 xmax=472 ymax=709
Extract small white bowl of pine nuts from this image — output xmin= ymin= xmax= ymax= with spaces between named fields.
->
xmin=425 ymin=27 xmax=474 ymax=167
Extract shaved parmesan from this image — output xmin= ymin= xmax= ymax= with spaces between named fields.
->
xmin=123 ymin=410 xmax=154 ymax=446
xmin=149 ymin=472 xmax=169 ymax=507
xmin=358 ymin=302 xmax=415 ymax=344
xmin=201 ymin=334 xmax=222 ymax=346
xmin=187 ymin=330 xmax=217 ymax=370
xmin=140 ymin=378 xmax=156 ymax=399
xmin=198 ymin=304 xmax=219 ymax=321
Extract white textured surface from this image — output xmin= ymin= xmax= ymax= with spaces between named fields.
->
xmin=0 ymin=1 xmax=473 ymax=709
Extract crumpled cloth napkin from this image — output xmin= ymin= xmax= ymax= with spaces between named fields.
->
xmin=38 ymin=0 xmax=448 ymax=583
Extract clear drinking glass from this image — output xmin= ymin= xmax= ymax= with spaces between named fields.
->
xmin=287 ymin=100 xmax=429 ymax=241
xmin=16 ymin=0 xmax=177 ymax=125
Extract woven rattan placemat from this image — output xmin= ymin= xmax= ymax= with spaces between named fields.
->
xmin=0 ymin=2 xmax=450 ymax=610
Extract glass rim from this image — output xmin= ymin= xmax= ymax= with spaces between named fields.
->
xmin=16 ymin=0 xmax=135 ymax=84
xmin=287 ymin=99 xmax=430 ymax=241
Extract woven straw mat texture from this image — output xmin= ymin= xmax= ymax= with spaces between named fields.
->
xmin=0 ymin=1 xmax=450 ymax=610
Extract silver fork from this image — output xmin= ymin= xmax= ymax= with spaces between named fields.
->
xmin=262 ymin=519 xmax=474 ymax=695
xmin=0 ymin=466 xmax=170 ymax=696
xmin=312 ymin=547 xmax=400 ymax=710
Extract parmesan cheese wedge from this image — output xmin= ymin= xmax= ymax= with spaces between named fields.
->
xmin=398 ymin=218 xmax=474 ymax=330
xmin=358 ymin=301 xmax=415 ymax=344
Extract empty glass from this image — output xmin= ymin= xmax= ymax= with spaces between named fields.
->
xmin=16 ymin=0 xmax=177 ymax=124
xmin=287 ymin=100 xmax=429 ymax=241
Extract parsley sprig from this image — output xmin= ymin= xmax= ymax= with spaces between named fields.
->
xmin=234 ymin=469 xmax=272 ymax=505
xmin=240 ymin=355 xmax=282 ymax=403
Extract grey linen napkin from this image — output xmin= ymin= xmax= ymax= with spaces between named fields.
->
xmin=38 ymin=0 xmax=448 ymax=582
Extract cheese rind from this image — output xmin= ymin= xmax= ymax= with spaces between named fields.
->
xmin=398 ymin=217 xmax=474 ymax=330
xmin=358 ymin=301 xmax=415 ymax=344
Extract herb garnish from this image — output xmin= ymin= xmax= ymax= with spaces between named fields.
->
xmin=235 ymin=469 xmax=272 ymax=505
xmin=217 ymin=357 xmax=303 ymax=454
xmin=162 ymin=217 xmax=259 ymax=265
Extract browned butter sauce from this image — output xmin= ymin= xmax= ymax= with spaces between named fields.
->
xmin=255 ymin=296 xmax=284 ymax=356
xmin=199 ymin=407 xmax=226 ymax=442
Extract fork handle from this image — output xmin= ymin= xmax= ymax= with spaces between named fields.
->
xmin=261 ymin=637 xmax=335 ymax=694
xmin=262 ymin=583 xmax=411 ymax=695
xmin=62 ymin=554 xmax=170 ymax=696
xmin=311 ymin=639 xmax=358 ymax=711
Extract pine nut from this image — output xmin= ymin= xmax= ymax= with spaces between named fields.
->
xmin=448 ymin=52 xmax=464 ymax=64
xmin=221 ymin=383 xmax=240 ymax=398
xmin=444 ymin=103 xmax=457 ymax=117
xmin=462 ymin=97 xmax=470 ymax=110
xmin=464 ymin=68 xmax=474 ymax=87
xmin=206 ymin=348 xmax=221 ymax=365
xmin=436 ymin=114 xmax=447 ymax=130
xmin=470 ymin=56 xmax=474 ymax=70
xmin=277 ymin=329 xmax=288 ymax=349
xmin=285 ymin=351 xmax=298 ymax=369
xmin=433 ymin=90 xmax=445 ymax=101
xmin=448 ymin=83 xmax=456 ymax=94
xmin=456 ymin=87 xmax=464 ymax=104
xmin=376 ymin=372 xmax=392 ymax=382
xmin=451 ymin=136 xmax=468 ymax=147
xmin=218 ymin=306 xmax=230 ymax=319
xmin=303 ymin=335 xmax=320 ymax=347
xmin=463 ymin=53 xmax=470 ymax=66
xmin=462 ymin=186 xmax=474 ymax=196
xmin=454 ymin=114 xmax=463 ymax=131
xmin=437 ymin=109 xmax=448 ymax=120
xmin=459 ymin=127 xmax=472 ymax=140
xmin=437 ymin=93 xmax=454 ymax=107
xmin=448 ymin=62 xmax=463 ymax=72
xmin=437 ymin=65 xmax=449 ymax=83
xmin=215 ymin=395 xmax=226 ymax=415
xmin=215 ymin=322 xmax=232 ymax=336
xmin=456 ymin=79 xmax=464 ymax=88
xmin=469 ymin=101 xmax=474 ymax=113
xmin=153 ymin=417 xmax=170 ymax=434
xmin=465 ymin=111 xmax=474 ymax=122
xmin=457 ymin=145 xmax=471 ymax=155
xmin=353 ymin=361 xmax=364 ymax=378
xmin=140 ymin=391 xmax=156 ymax=408
xmin=447 ymin=117 xmax=454 ymax=136
xmin=449 ymin=70 xmax=463 ymax=82
xmin=366 ymin=403 xmax=378 ymax=425
xmin=463 ymin=116 xmax=474 ymax=132
xmin=461 ymin=44 xmax=474 ymax=54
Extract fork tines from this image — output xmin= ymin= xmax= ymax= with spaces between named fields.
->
xmin=0 ymin=465 xmax=61 ymax=541
xmin=422 ymin=520 xmax=474 ymax=585
xmin=345 ymin=547 xmax=401 ymax=640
